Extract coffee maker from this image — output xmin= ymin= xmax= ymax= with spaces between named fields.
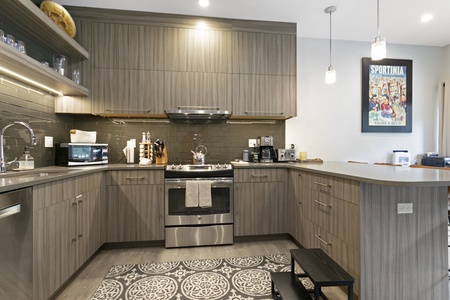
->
xmin=258 ymin=136 xmax=275 ymax=162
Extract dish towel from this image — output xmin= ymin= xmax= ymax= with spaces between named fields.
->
xmin=198 ymin=180 xmax=212 ymax=208
xmin=185 ymin=181 xmax=199 ymax=207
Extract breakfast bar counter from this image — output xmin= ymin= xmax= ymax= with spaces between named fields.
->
xmin=232 ymin=161 xmax=449 ymax=300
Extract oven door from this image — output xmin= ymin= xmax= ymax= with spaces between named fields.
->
xmin=164 ymin=177 xmax=233 ymax=226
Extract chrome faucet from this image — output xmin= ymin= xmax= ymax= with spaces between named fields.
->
xmin=0 ymin=122 xmax=37 ymax=173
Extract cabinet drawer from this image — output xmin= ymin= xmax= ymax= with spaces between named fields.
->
xmin=306 ymin=173 xmax=360 ymax=204
xmin=234 ymin=168 xmax=285 ymax=182
xmin=106 ymin=170 xmax=164 ymax=185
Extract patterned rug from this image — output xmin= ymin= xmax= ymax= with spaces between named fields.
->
xmin=91 ymin=253 xmax=316 ymax=300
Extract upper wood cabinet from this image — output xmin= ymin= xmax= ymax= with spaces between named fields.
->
xmin=60 ymin=7 xmax=296 ymax=119
xmin=0 ymin=0 xmax=89 ymax=96
xmin=164 ymin=28 xmax=233 ymax=73
xmin=232 ymin=74 xmax=296 ymax=119
xmin=233 ymin=32 xmax=296 ymax=76
xmin=164 ymin=71 xmax=232 ymax=111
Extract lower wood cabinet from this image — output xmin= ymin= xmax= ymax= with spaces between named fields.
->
xmin=33 ymin=173 xmax=103 ymax=300
xmin=105 ymin=170 xmax=164 ymax=243
xmin=287 ymin=169 xmax=308 ymax=245
xmin=288 ymin=170 xmax=361 ymax=297
xmin=233 ymin=168 xmax=286 ymax=236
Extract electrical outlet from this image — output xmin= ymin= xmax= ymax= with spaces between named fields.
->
xmin=248 ymin=139 xmax=257 ymax=147
xmin=397 ymin=203 xmax=413 ymax=214
xmin=44 ymin=136 xmax=53 ymax=148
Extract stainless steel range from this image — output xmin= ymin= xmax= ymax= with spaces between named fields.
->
xmin=164 ymin=164 xmax=233 ymax=248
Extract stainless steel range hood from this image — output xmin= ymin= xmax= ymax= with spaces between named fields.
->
xmin=165 ymin=108 xmax=231 ymax=120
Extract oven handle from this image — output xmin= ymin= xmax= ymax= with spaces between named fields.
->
xmin=165 ymin=178 xmax=233 ymax=183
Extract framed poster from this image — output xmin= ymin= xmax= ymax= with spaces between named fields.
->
xmin=361 ymin=57 xmax=412 ymax=132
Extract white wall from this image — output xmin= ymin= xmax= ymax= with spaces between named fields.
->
xmin=286 ymin=38 xmax=444 ymax=164
xmin=444 ymin=45 xmax=450 ymax=81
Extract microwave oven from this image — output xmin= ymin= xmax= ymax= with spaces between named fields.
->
xmin=55 ymin=143 xmax=108 ymax=166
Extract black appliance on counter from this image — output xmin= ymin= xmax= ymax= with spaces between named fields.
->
xmin=421 ymin=156 xmax=450 ymax=167
xmin=55 ymin=143 xmax=108 ymax=166
xmin=258 ymin=136 xmax=276 ymax=162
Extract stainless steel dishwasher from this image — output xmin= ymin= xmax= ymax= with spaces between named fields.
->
xmin=0 ymin=187 xmax=33 ymax=300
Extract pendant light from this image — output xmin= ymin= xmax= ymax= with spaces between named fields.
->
xmin=371 ymin=0 xmax=386 ymax=60
xmin=325 ymin=6 xmax=336 ymax=84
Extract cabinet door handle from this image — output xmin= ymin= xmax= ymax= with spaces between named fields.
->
xmin=314 ymin=200 xmax=331 ymax=208
xmin=0 ymin=203 xmax=20 ymax=220
xmin=177 ymin=105 xmax=220 ymax=110
xmin=297 ymin=173 xmax=302 ymax=177
xmin=126 ymin=177 xmax=145 ymax=180
xmin=251 ymin=174 xmax=268 ymax=177
xmin=105 ymin=108 xmax=151 ymax=113
xmin=314 ymin=181 xmax=331 ymax=188
xmin=245 ymin=111 xmax=284 ymax=116
xmin=315 ymin=235 xmax=332 ymax=245
xmin=71 ymin=200 xmax=77 ymax=242
xmin=77 ymin=195 xmax=83 ymax=238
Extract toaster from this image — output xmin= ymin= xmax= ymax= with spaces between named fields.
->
xmin=275 ymin=149 xmax=296 ymax=162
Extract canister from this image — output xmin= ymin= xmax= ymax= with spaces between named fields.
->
xmin=243 ymin=150 xmax=249 ymax=161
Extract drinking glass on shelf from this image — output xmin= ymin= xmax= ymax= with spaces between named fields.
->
xmin=16 ymin=40 xmax=26 ymax=54
xmin=72 ymin=69 xmax=80 ymax=84
xmin=0 ymin=30 xmax=5 ymax=43
xmin=5 ymin=34 xmax=15 ymax=47
xmin=52 ymin=54 xmax=67 ymax=76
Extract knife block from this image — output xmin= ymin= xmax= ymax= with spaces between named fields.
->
xmin=155 ymin=147 xmax=168 ymax=165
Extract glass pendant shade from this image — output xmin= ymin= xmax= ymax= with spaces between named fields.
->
xmin=371 ymin=36 xmax=386 ymax=60
xmin=325 ymin=66 xmax=336 ymax=84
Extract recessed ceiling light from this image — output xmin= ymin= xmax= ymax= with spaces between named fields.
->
xmin=199 ymin=0 xmax=209 ymax=7
xmin=420 ymin=14 xmax=433 ymax=22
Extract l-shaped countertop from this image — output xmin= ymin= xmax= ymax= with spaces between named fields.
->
xmin=1 ymin=161 xmax=450 ymax=193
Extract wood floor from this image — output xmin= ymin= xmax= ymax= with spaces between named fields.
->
xmin=53 ymin=238 xmax=349 ymax=299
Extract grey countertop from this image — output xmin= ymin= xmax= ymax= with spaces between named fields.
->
xmin=0 ymin=164 xmax=165 ymax=193
xmin=231 ymin=161 xmax=450 ymax=187
xmin=1 ymin=161 xmax=450 ymax=193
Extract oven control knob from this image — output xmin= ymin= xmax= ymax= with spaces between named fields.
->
xmin=178 ymin=164 xmax=183 ymax=170
xmin=198 ymin=216 xmax=202 ymax=220
xmin=216 ymin=164 xmax=220 ymax=168
xmin=170 ymin=164 xmax=176 ymax=169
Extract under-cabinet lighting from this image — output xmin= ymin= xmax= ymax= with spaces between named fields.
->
xmin=0 ymin=76 xmax=43 ymax=95
xmin=0 ymin=66 xmax=63 ymax=96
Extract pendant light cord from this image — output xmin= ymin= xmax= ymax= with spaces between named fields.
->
xmin=376 ymin=0 xmax=380 ymax=38
xmin=329 ymin=10 xmax=332 ymax=67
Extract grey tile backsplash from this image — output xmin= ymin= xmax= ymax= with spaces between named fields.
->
xmin=73 ymin=116 xmax=285 ymax=164
xmin=0 ymin=76 xmax=285 ymax=168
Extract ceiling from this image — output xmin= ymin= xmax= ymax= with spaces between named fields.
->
xmin=56 ymin=0 xmax=450 ymax=47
